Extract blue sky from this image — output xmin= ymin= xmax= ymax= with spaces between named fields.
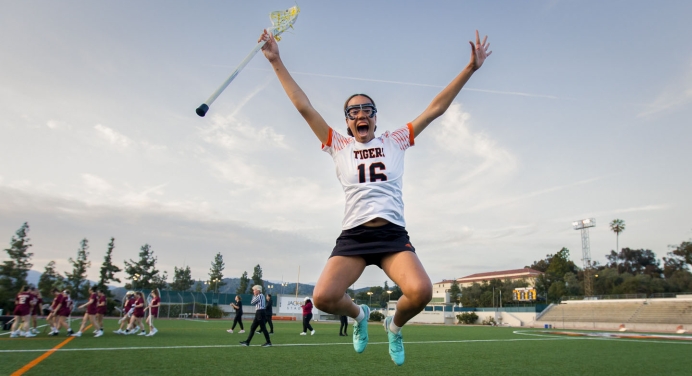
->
xmin=1 ymin=0 xmax=691 ymax=288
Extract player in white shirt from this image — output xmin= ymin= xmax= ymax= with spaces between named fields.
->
xmin=259 ymin=29 xmax=491 ymax=366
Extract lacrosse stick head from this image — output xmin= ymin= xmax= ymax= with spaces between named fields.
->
xmin=269 ymin=5 xmax=300 ymax=41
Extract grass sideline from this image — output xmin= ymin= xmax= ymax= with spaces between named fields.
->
xmin=1 ymin=319 xmax=691 ymax=375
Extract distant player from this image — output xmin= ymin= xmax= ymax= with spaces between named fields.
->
xmin=114 ymin=291 xmax=135 ymax=334
xmin=300 ymin=297 xmax=315 ymax=335
xmin=9 ymin=286 xmax=35 ymax=338
xmin=29 ymin=286 xmax=42 ymax=334
xmin=72 ymin=286 xmax=102 ymax=337
xmin=227 ymin=295 xmax=244 ymax=333
xmin=125 ymin=291 xmax=146 ymax=336
xmin=259 ymin=294 xmax=274 ymax=335
xmin=339 ymin=315 xmax=348 ymax=336
xmin=59 ymin=289 xmax=75 ymax=336
xmin=145 ymin=289 xmax=160 ymax=336
xmin=46 ymin=288 xmax=61 ymax=335
xmin=95 ymin=289 xmax=107 ymax=334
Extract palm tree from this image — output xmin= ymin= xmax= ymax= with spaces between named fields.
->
xmin=609 ymin=219 xmax=626 ymax=254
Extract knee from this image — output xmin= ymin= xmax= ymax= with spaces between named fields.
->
xmin=406 ymin=281 xmax=433 ymax=309
xmin=312 ymin=289 xmax=339 ymax=313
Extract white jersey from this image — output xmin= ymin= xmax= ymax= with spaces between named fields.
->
xmin=322 ymin=124 xmax=414 ymax=230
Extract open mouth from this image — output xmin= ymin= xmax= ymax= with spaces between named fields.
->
xmin=357 ymin=125 xmax=369 ymax=137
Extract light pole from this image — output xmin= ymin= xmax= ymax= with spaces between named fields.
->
xmin=211 ymin=278 xmax=221 ymax=294
xmin=367 ymin=292 xmax=373 ymax=307
xmin=133 ymin=273 xmax=140 ymax=291
xmin=573 ymin=218 xmax=596 ymax=297
xmin=267 ymin=284 xmax=274 ymax=294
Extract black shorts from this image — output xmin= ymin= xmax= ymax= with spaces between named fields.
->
xmin=330 ymin=222 xmax=415 ymax=268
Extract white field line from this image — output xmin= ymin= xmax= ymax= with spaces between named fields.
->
xmin=0 ymin=337 xmax=568 ymax=353
xmin=0 ymin=324 xmax=49 ymax=336
xmin=513 ymin=330 xmax=692 ymax=345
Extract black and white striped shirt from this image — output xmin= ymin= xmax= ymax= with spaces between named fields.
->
xmin=251 ymin=293 xmax=266 ymax=310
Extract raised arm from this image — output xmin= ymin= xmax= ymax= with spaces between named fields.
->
xmin=410 ymin=30 xmax=492 ymax=137
xmin=259 ymin=30 xmax=330 ymax=144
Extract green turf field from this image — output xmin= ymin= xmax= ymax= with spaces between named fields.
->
xmin=1 ymin=319 xmax=691 ymax=375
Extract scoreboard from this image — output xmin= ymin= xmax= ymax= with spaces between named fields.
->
xmin=513 ymin=287 xmax=537 ymax=301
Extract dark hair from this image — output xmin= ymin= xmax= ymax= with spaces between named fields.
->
xmin=344 ymin=93 xmax=377 ymax=137
xmin=267 ymin=294 xmax=272 ymax=298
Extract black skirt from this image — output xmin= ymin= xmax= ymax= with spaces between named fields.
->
xmin=330 ymin=222 xmax=416 ymax=268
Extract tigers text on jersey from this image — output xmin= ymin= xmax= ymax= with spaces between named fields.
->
xmin=322 ymin=123 xmax=414 ymax=230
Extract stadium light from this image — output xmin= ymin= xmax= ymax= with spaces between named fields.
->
xmin=573 ymin=218 xmax=596 ymax=296
xmin=386 ymin=290 xmax=393 ymax=302
xmin=367 ymin=291 xmax=373 ymax=307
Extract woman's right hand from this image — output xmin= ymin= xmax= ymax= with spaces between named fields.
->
xmin=259 ymin=29 xmax=280 ymax=62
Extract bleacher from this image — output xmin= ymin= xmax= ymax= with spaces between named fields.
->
xmin=540 ymin=302 xmax=642 ymax=323
xmin=629 ymin=301 xmax=692 ymax=324
xmin=538 ymin=298 xmax=692 ymax=326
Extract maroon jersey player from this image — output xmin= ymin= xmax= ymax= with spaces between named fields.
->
xmin=9 ymin=286 xmax=35 ymax=338
xmin=72 ymin=286 xmax=102 ymax=337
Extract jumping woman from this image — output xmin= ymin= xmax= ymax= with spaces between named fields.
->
xmin=259 ymin=28 xmax=491 ymax=365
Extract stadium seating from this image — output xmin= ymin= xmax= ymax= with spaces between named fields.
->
xmin=538 ymin=299 xmax=692 ymax=325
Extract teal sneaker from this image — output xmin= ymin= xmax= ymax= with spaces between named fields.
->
xmin=352 ymin=304 xmax=370 ymax=353
xmin=384 ymin=316 xmax=405 ymax=366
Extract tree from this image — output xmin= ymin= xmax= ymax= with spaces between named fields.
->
xmin=0 ymin=222 xmax=33 ymax=311
xmin=449 ymin=280 xmax=462 ymax=304
xmin=236 ymin=271 xmax=250 ymax=294
xmin=96 ymin=237 xmax=121 ymax=297
xmin=171 ymin=266 xmax=195 ymax=292
xmin=38 ymin=261 xmax=64 ymax=297
xmin=610 ymin=219 xmax=626 ymax=254
xmin=606 ymin=248 xmax=662 ymax=277
xmin=65 ymin=238 xmax=91 ymax=299
xmin=123 ymin=244 xmax=167 ymax=290
xmin=526 ymin=248 xmax=578 ymax=303
xmin=251 ymin=264 xmax=264 ymax=288
xmin=207 ymin=253 xmax=226 ymax=293
xmin=669 ymin=241 xmax=692 ymax=267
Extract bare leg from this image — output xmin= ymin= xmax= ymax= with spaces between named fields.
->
xmin=312 ymin=256 xmax=367 ymax=318
xmin=10 ymin=316 xmax=20 ymax=332
xmin=381 ymin=252 xmax=432 ymax=328
xmin=78 ymin=313 xmax=90 ymax=332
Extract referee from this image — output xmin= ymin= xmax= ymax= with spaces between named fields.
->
xmin=239 ymin=285 xmax=272 ymax=347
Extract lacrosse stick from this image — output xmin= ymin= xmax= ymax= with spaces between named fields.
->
xmin=196 ymin=5 xmax=300 ymax=117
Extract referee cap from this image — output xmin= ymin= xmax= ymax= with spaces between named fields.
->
xmin=304 ymin=297 xmax=310 ymax=302
xmin=251 ymin=285 xmax=263 ymax=292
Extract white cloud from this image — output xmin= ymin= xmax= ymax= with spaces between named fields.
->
xmin=431 ymin=103 xmax=517 ymax=185
xmin=637 ymin=60 xmax=692 ymax=117
xmin=46 ymin=120 xmax=64 ymax=129
xmin=199 ymin=114 xmax=289 ymax=152
xmin=94 ymin=124 xmax=133 ymax=148
xmin=81 ymin=173 xmax=113 ymax=194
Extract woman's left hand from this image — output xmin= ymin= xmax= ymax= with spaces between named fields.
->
xmin=469 ymin=30 xmax=492 ymax=71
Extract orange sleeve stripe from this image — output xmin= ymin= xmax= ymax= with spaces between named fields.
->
xmin=322 ymin=127 xmax=333 ymax=148
xmin=406 ymin=123 xmax=415 ymax=146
